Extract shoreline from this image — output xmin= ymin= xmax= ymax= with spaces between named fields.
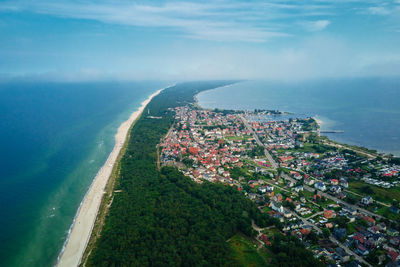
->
xmin=196 ymin=92 xmax=395 ymax=158
xmin=57 ymin=88 xmax=164 ymax=267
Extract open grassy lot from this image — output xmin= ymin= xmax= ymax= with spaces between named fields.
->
xmin=349 ymin=181 xmax=400 ymax=204
xmin=225 ymin=135 xmax=253 ymax=141
xmin=228 ymin=233 xmax=269 ymax=267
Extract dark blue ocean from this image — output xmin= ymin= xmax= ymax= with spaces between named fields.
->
xmin=197 ymin=78 xmax=400 ymax=156
xmin=0 ymin=81 xmax=167 ymax=266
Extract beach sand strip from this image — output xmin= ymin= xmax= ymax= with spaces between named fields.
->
xmin=57 ymin=89 xmax=163 ymax=267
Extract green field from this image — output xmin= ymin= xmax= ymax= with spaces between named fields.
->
xmin=228 ymin=233 xmax=269 ymax=267
xmin=349 ymin=181 xmax=400 ymax=204
xmin=225 ymin=135 xmax=253 ymax=141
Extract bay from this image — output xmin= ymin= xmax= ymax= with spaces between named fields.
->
xmin=197 ymin=78 xmax=400 ymax=156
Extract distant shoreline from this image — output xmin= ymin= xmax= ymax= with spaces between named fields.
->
xmin=57 ymin=88 xmax=164 ymax=267
xmin=195 ymin=92 xmax=391 ymax=159
xmin=196 ymin=86 xmax=399 ymax=157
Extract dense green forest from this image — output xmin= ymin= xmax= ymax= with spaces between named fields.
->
xmin=87 ymin=82 xmax=317 ymax=266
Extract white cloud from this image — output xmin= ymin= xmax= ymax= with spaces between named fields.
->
xmin=301 ymin=20 xmax=331 ymax=31
xmin=0 ymin=0 xmax=339 ymax=42
xmin=0 ymin=1 xmax=292 ymax=42
xmin=368 ymin=6 xmax=391 ymax=15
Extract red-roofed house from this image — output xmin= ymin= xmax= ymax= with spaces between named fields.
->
xmin=331 ymin=179 xmax=339 ymax=185
xmin=324 ymin=210 xmax=335 ymax=219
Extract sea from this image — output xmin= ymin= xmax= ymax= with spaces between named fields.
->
xmin=197 ymin=78 xmax=400 ymax=156
xmin=0 ymin=81 xmax=168 ymax=267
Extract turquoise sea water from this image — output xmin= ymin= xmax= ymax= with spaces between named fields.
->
xmin=197 ymin=78 xmax=400 ymax=156
xmin=0 ymin=81 xmax=167 ymax=266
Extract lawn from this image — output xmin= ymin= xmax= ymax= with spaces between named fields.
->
xmin=349 ymin=181 xmax=400 ymax=204
xmin=376 ymin=206 xmax=400 ymax=221
xmin=225 ymin=135 xmax=252 ymax=141
xmin=228 ymin=233 xmax=269 ymax=267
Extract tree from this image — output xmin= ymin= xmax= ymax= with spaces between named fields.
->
xmin=361 ymin=185 xmax=374 ymax=195
xmin=322 ymin=228 xmax=331 ymax=238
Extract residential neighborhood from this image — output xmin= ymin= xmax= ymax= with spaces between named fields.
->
xmin=160 ymin=105 xmax=400 ymax=266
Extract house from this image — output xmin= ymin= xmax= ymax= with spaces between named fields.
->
xmin=258 ymin=186 xmax=267 ymax=194
xmin=292 ymin=172 xmax=302 ymax=180
xmin=266 ymin=185 xmax=274 ymax=192
xmin=294 ymin=185 xmax=304 ymax=193
xmin=304 ymin=177 xmax=315 ymax=186
xmin=387 ymin=228 xmax=400 ymax=237
xmin=331 ymin=179 xmax=339 ymax=185
xmin=340 ymin=177 xmax=349 ymax=188
xmin=361 ymin=196 xmax=373 ymax=206
xmin=356 ymin=244 xmax=369 ymax=256
xmin=387 ymin=250 xmax=400 ymax=262
xmin=300 ymin=228 xmax=311 ymax=236
xmin=343 ymin=206 xmax=357 ymax=215
xmin=326 ymin=222 xmax=333 ymax=229
xmin=270 ymin=201 xmax=284 ymax=213
xmin=314 ymin=181 xmax=326 ymax=191
xmin=335 ymin=247 xmax=349 ymax=262
xmin=333 ymin=228 xmax=347 ymax=240
xmin=324 ymin=210 xmax=335 ymax=219
xmin=362 ymin=215 xmax=376 ymax=226
xmin=353 ymin=233 xmax=365 ymax=244
xmin=347 ymin=215 xmax=356 ymax=223
xmin=284 ymin=209 xmax=292 ymax=218
xmin=274 ymin=193 xmax=283 ymax=202
xmin=330 ymin=185 xmax=342 ymax=194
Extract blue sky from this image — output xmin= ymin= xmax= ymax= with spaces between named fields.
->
xmin=0 ymin=0 xmax=400 ymax=80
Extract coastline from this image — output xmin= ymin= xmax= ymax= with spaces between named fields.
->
xmin=312 ymin=116 xmax=323 ymax=128
xmin=57 ymin=88 xmax=163 ymax=267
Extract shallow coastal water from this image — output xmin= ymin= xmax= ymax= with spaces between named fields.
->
xmin=0 ymin=81 xmax=167 ymax=266
xmin=197 ymin=78 xmax=400 ymax=156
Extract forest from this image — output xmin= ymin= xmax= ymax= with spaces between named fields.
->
xmin=87 ymin=81 xmax=318 ymax=266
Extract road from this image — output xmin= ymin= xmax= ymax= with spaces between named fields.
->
xmin=291 ymin=212 xmax=371 ymax=266
xmin=279 ymin=171 xmax=387 ymax=221
xmin=241 ymin=114 xmax=378 ymax=266
xmin=344 ymin=188 xmax=390 ymax=207
xmin=321 ymin=140 xmax=380 ymax=160
xmin=286 ymin=167 xmax=391 ymax=208
xmin=239 ymin=115 xmax=278 ymax=169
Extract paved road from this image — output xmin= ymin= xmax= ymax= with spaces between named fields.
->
xmin=292 ymin=211 xmax=322 ymax=234
xmin=279 ymin=172 xmax=387 ymax=221
xmin=292 ymin=212 xmax=371 ymax=266
xmin=239 ymin=115 xmax=278 ymax=169
xmin=308 ymin=211 xmax=323 ymax=219
xmin=344 ymin=189 xmax=390 ymax=207
xmin=286 ymin=167 xmax=391 ymax=208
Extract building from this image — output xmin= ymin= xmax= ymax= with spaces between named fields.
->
xmin=324 ymin=210 xmax=335 ymax=219
xmin=314 ymin=181 xmax=326 ymax=191
xmin=361 ymin=196 xmax=373 ymax=206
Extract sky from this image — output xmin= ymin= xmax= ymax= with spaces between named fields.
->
xmin=0 ymin=0 xmax=400 ymax=81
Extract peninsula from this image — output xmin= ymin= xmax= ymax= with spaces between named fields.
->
xmin=57 ymin=88 xmax=163 ymax=267
xmin=80 ymin=82 xmax=400 ymax=266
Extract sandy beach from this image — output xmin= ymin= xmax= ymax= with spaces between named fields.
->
xmin=57 ymin=88 xmax=163 ymax=267
xmin=313 ymin=116 xmax=323 ymax=129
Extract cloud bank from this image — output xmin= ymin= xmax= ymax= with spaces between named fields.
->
xmin=0 ymin=0 xmax=399 ymax=80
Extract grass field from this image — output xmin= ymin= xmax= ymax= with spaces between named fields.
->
xmin=228 ymin=233 xmax=269 ymax=267
xmin=349 ymin=181 xmax=400 ymax=204
xmin=225 ymin=135 xmax=253 ymax=141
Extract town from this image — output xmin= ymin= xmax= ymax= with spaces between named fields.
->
xmin=160 ymin=105 xmax=400 ymax=267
